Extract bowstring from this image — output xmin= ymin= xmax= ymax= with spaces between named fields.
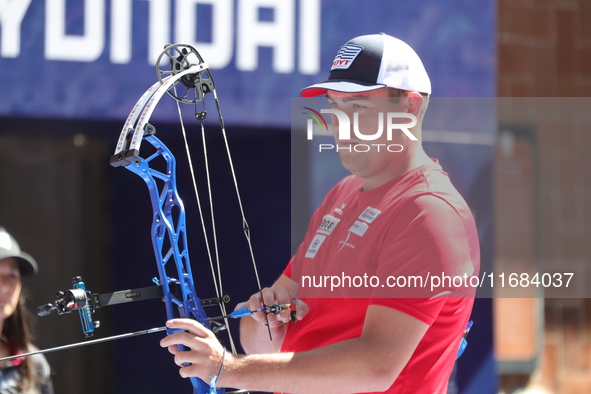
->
xmin=174 ymin=85 xmax=237 ymax=355
xmin=212 ymin=90 xmax=263 ymax=290
xmin=211 ymin=90 xmax=274 ymax=346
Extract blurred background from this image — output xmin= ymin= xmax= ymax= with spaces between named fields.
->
xmin=0 ymin=0 xmax=589 ymax=393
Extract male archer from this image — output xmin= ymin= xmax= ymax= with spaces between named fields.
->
xmin=161 ymin=33 xmax=479 ymax=394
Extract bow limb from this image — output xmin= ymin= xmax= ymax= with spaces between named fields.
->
xmin=111 ymin=64 xmax=207 ymax=167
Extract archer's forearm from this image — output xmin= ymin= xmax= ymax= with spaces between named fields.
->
xmin=220 ymin=336 xmax=399 ymax=394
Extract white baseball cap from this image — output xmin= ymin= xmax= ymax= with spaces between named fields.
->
xmin=301 ymin=33 xmax=431 ymax=97
xmin=0 ymin=227 xmax=38 ymax=276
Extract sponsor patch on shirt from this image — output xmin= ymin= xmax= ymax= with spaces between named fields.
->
xmin=305 ymin=234 xmax=327 ymax=259
xmin=349 ymin=220 xmax=369 ymax=237
xmin=358 ymin=206 xmax=382 ymax=223
xmin=331 ymin=45 xmax=363 ymax=70
xmin=317 ymin=215 xmax=340 ymax=235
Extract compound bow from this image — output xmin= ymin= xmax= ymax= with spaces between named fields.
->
xmin=5 ymin=44 xmax=279 ymax=394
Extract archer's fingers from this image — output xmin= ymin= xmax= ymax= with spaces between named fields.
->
xmin=165 ymin=319 xmax=210 ymax=338
xmin=172 ymin=349 xmax=211 ymax=367
xmin=166 ymin=345 xmax=179 ymax=355
xmin=160 ymin=332 xmax=198 ymax=350
xmin=247 ymin=292 xmax=263 ymax=316
xmin=272 ymin=286 xmax=295 ymax=323
xmin=272 ymin=285 xmax=292 ymax=305
xmin=260 ymin=287 xmax=277 ymax=309
xmin=262 ymin=287 xmax=285 ymax=324
xmin=160 ymin=324 xmax=213 ymax=350
xmin=247 ymin=286 xmax=296 ymax=326
xmin=248 ymin=288 xmax=273 ymax=324
xmin=164 ymin=342 xmax=208 ymax=355
xmin=293 ymin=298 xmax=310 ymax=321
xmin=177 ymin=362 xmax=203 ymax=379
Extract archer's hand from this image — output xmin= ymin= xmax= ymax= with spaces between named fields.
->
xmin=160 ymin=319 xmax=229 ymax=383
xmin=242 ymin=285 xmax=309 ymax=328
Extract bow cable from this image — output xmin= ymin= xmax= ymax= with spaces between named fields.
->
xmin=211 ymin=90 xmax=274 ymax=343
xmin=174 ymin=86 xmax=237 ymax=354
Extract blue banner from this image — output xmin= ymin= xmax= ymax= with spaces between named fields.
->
xmin=0 ymin=0 xmax=494 ymax=127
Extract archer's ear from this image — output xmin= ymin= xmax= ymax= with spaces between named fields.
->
xmin=406 ymin=91 xmax=424 ymax=118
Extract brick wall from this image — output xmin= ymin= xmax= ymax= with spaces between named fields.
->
xmin=497 ymin=0 xmax=591 ymax=393
xmin=498 ymin=0 xmax=591 ymax=97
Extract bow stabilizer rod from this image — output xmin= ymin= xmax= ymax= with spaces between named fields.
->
xmin=36 ymin=276 xmax=231 ymax=338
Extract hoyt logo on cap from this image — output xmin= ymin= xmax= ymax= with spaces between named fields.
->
xmin=331 ymin=45 xmax=363 ymax=70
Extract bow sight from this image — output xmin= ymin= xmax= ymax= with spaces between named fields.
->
xmin=37 ymin=276 xmax=231 ymax=338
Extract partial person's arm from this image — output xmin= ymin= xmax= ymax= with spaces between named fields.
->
xmin=161 ymin=304 xmax=429 ymax=393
